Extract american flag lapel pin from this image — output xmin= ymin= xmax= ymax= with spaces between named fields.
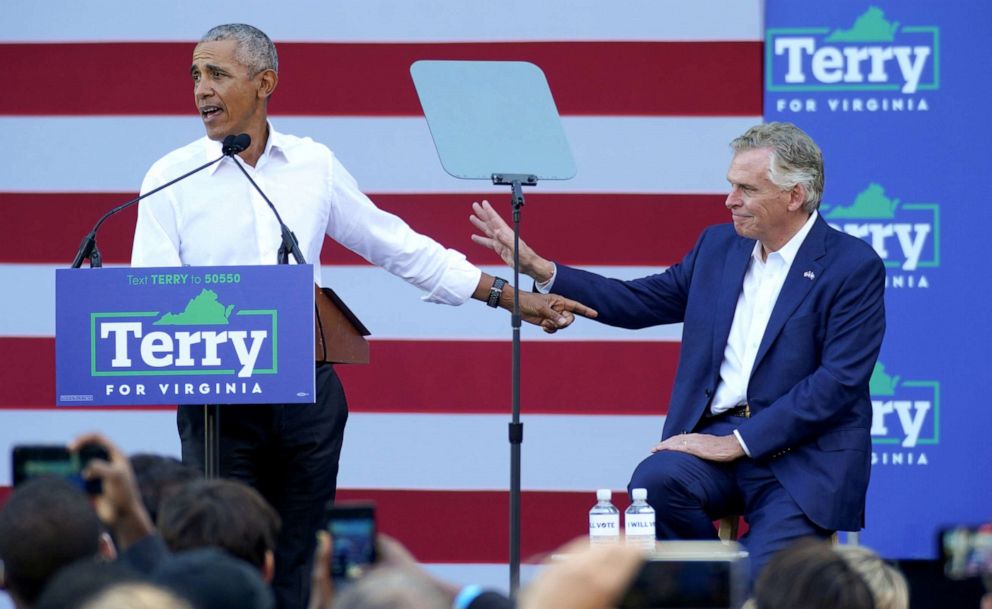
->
xmin=803 ymin=270 xmax=816 ymax=280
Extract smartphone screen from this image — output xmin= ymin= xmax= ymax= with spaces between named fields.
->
xmin=12 ymin=444 xmax=108 ymax=494
xmin=618 ymin=557 xmax=746 ymax=609
xmin=941 ymin=524 xmax=992 ymax=579
xmin=326 ymin=502 xmax=376 ymax=586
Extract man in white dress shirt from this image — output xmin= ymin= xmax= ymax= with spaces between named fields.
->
xmin=131 ymin=24 xmax=593 ymax=609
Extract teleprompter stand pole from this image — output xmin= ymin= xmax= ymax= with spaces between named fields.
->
xmin=492 ymin=172 xmax=537 ymax=596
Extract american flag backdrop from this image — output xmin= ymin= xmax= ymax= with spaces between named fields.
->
xmin=0 ymin=0 xmax=762 ymax=591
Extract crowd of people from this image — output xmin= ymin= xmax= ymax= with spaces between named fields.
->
xmin=0 ymin=434 xmax=922 ymax=609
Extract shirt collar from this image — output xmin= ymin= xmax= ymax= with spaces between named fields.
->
xmin=204 ymin=121 xmax=290 ymax=174
xmin=751 ymin=210 xmax=819 ymax=266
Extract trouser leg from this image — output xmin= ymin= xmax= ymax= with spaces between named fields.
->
xmin=266 ymin=364 xmax=348 ymax=609
xmin=628 ymin=448 xmax=741 ymax=540
xmin=175 ymin=364 xmax=348 ymax=609
xmin=736 ymin=459 xmax=833 ymax=586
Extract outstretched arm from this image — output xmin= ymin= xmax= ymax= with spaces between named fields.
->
xmin=470 ymin=200 xmax=556 ymax=284
xmin=471 ymin=272 xmax=597 ymax=333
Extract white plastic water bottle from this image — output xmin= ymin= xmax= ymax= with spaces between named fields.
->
xmin=588 ymin=489 xmax=620 ymax=545
xmin=624 ymin=488 xmax=656 ymax=550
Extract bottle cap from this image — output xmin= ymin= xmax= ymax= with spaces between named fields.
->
xmin=631 ymin=488 xmax=647 ymax=501
xmin=596 ymin=489 xmax=612 ymax=501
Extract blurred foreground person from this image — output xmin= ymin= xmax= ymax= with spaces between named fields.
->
xmin=753 ymin=539 xmax=874 ymax=609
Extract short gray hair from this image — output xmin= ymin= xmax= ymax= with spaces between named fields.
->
xmin=334 ymin=568 xmax=449 ymax=609
xmin=200 ymin=24 xmax=278 ymax=76
xmin=730 ymin=122 xmax=824 ymax=213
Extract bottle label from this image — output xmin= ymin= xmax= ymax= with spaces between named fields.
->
xmin=625 ymin=513 xmax=656 ymax=550
xmin=589 ymin=514 xmax=620 ymax=537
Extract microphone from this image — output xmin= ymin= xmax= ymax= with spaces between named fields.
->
xmin=222 ymin=133 xmax=251 ymax=155
xmin=70 ymin=135 xmax=246 ymax=268
xmin=224 ymin=135 xmax=307 ymax=265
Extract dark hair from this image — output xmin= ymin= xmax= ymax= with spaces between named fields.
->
xmin=156 ymin=479 xmax=280 ymax=570
xmin=153 ymin=548 xmax=273 ymax=609
xmin=754 ymin=539 xmax=876 ymax=609
xmin=0 ymin=478 xmax=102 ymax=604
xmin=129 ymin=454 xmax=202 ymax=524
xmin=35 ymin=558 xmax=146 ymax=609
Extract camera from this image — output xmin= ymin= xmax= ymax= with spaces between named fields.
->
xmin=326 ymin=502 xmax=377 ymax=586
xmin=617 ymin=542 xmax=748 ymax=609
xmin=11 ymin=443 xmax=109 ymax=495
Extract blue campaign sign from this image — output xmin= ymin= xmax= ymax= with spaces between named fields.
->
xmin=765 ymin=1 xmax=992 ymax=558
xmin=55 ymin=265 xmax=315 ymax=406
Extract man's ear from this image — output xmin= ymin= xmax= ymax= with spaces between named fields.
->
xmin=97 ymin=531 xmax=118 ymax=561
xmin=257 ymin=69 xmax=278 ymax=100
xmin=787 ymin=183 xmax=806 ymax=212
xmin=262 ymin=550 xmax=275 ymax=584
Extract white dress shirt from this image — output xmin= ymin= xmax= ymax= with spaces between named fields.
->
xmin=714 ymin=211 xmax=818 ymax=454
xmin=538 ymin=212 xmax=819 ymax=455
xmin=132 ymin=124 xmax=481 ymax=305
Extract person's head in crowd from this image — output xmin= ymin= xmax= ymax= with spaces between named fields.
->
xmin=754 ymin=539 xmax=875 ymax=609
xmin=517 ymin=538 xmax=644 ymax=609
xmin=152 ymin=548 xmax=274 ymax=609
xmin=0 ymin=477 xmax=114 ymax=609
xmin=834 ymin=544 xmax=909 ymax=609
xmin=156 ymin=479 xmax=280 ymax=582
xmin=333 ymin=567 xmax=451 ymax=609
xmin=79 ymin=582 xmax=192 ymax=609
xmin=129 ymin=454 xmax=202 ymax=524
xmin=35 ymin=558 xmax=145 ymax=609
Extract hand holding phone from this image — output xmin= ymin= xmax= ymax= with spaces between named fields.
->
xmin=326 ymin=502 xmax=377 ymax=586
xmin=12 ymin=442 xmax=109 ymax=494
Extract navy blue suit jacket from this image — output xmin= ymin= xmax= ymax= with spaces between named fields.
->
xmin=552 ymin=216 xmax=885 ymax=531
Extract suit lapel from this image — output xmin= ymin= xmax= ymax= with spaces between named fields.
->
xmin=751 ymin=216 xmax=828 ymax=374
xmin=711 ymin=237 xmax=754 ymax=375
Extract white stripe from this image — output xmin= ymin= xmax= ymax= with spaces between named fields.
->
xmin=4 ymin=264 xmax=685 ymax=341
xmin=2 ymin=0 xmax=762 ymax=43
xmin=0 ymin=410 xmax=664 ymax=489
xmin=0 ymin=116 xmax=755 ymax=194
xmin=339 ymin=413 xmax=663 ymax=491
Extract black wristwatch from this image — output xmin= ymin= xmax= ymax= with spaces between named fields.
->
xmin=487 ymin=277 xmax=507 ymax=308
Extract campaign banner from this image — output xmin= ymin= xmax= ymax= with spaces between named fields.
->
xmin=55 ymin=265 xmax=315 ymax=406
xmin=765 ymin=1 xmax=992 ymax=558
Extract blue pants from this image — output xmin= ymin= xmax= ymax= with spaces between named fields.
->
xmin=628 ymin=414 xmax=832 ymax=586
xmin=178 ymin=363 xmax=348 ymax=609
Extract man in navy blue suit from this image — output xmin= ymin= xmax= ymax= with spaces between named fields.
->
xmin=470 ymin=122 xmax=885 ymax=582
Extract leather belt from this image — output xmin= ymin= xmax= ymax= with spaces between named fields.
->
xmin=711 ymin=403 xmax=750 ymax=418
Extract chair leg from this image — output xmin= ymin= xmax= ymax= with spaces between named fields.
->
xmin=718 ymin=516 xmax=740 ymax=542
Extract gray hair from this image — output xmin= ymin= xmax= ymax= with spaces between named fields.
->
xmin=200 ymin=24 xmax=278 ymax=76
xmin=730 ymin=122 xmax=824 ymax=213
xmin=834 ymin=545 xmax=910 ymax=609
xmin=334 ymin=568 xmax=449 ymax=609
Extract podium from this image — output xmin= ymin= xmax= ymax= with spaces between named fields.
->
xmin=315 ymin=286 xmax=370 ymax=364
xmin=56 ymin=264 xmax=370 ymax=476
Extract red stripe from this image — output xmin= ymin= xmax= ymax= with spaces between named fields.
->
xmin=1 ymin=42 xmax=762 ymax=116
xmin=0 ymin=486 xmax=735 ymax=562
xmin=0 ymin=338 xmax=677 ymax=415
xmin=336 ymin=489 xmax=633 ymax=563
xmin=0 ymin=192 xmax=728 ymax=266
